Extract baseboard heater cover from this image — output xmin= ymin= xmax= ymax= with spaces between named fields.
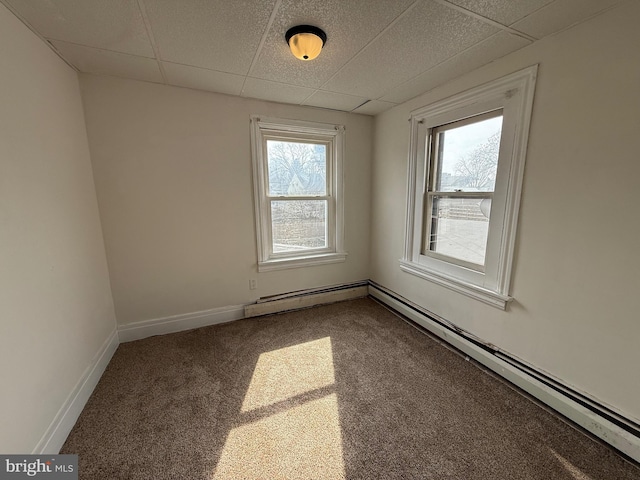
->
xmin=368 ymin=281 xmax=640 ymax=464
xmin=245 ymin=281 xmax=368 ymax=318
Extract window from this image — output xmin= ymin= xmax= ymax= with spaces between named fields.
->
xmin=401 ymin=66 xmax=537 ymax=309
xmin=424 ymin=110 xmax=503 ymax=271
xmin=251 ymin=116 xmax=346 ymax=271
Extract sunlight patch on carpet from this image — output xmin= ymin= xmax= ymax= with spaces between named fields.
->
xmin=213 ymin=393 xmax=345 ymax=479
xmin=241 ymin=337 xmax=336 ymax=412
xmin=212 ymin=337 xmax=345 ymax=479
xmin=550 ymin=450 xmax=594 ymax=480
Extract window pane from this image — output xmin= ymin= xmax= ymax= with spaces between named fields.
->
xmin=271 ymin=200 xmax=327 ymax=252
xmin=426 ymin=197 xmax=491 ymax=266
xmin=435 ymin=115 xmax=502 ymax=192
xmin=267 ymin=140 xmax=326 ymax=196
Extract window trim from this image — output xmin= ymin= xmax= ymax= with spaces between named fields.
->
xmin=401 ymin=66 xmax=538 ymax=309
xmin=250 ymin=116 xmax=346 ymax=272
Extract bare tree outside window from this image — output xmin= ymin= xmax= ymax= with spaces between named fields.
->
xmin=267 ymin=141 xmax=326 ymax=196
xmin=454 ymin=132 xmax=501 ymax=191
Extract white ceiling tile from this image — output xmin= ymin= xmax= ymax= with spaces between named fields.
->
xmin=380 ymin=31 xmax=530 ymax=104
xmin=241 ymin=78 xmax=316 ymax=105
xmin=2 ymin=0 xmax=625 ymax=112
xmin=143 ymin=0 xmax=277 ymax=75
xmin=351 ymin=100 xmax=397 ymax=116
xmin=3 ymin=0 xmax=153 ymax=57
xmin=51 ymin=41 xmax=163 ymax=83
xmin=511 ymin=0 xmax=625 ymax=39
xmin=163 ymin=62 xmax=243 ymax=96
xmin=321 ymin=0 xmax=498 ymax=98
xmin=302 ymin=91 xmax=369 ymax=112
xmin=249 ymin=0 xmax=415 ymax=88
xmin=445 ymin=0 xmax=555 ymax=26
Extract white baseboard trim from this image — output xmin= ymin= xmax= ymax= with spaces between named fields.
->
xmin=369 ymin=283 xmax=640 ymax=463
xmin=118 ymin=304 xmax=245 ymax=343
xmin=245 ymin=285 xmax=368 ymax=318
xmin=33 ymin=329 xmax=119 ymax=454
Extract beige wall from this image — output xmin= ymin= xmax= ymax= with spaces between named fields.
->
xmin=0 ymin=5 xmax=116 ymax=452
xmin=370 ymin=1 xmax=640 ymax=421
xmin=79 ymin=76 xmax=372 ymax=325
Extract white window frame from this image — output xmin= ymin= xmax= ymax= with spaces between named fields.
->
xmin=250 ymin=116 xmax=346 ymax=272
xmin=401 ymin=66 xmax=537 ymax=309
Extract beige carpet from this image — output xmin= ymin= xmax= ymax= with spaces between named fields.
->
xmin=61 ymin=298 xmax=639 ymax=479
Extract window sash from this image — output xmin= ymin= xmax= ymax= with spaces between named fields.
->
xmin=267 ymin=197 xmax=334 ymax=258
xmin=428 ymin=109 xmax=503 ymax=194
xmin=263 ymin=136 xmax=331 ymax=198
xmin=422 ymin=192 xmax=493 ymax=272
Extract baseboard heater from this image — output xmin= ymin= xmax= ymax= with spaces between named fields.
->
xmin=368 ymin=280 xmax=640 ymax=464
xmin=244 ymin=280 xmax=369 ymax=318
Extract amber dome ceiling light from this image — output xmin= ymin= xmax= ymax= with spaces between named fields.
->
xmin=285 ymin=25 xmax=327 ymax=61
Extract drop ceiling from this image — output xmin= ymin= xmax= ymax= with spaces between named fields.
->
xmin=1 ymin=0 xmax=625 ymax=115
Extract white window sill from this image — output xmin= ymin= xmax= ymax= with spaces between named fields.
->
xmin=259 ymin=252 xmax=347 ymax=272
xmin=399 ymin=260 xmax=512 ymax=310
